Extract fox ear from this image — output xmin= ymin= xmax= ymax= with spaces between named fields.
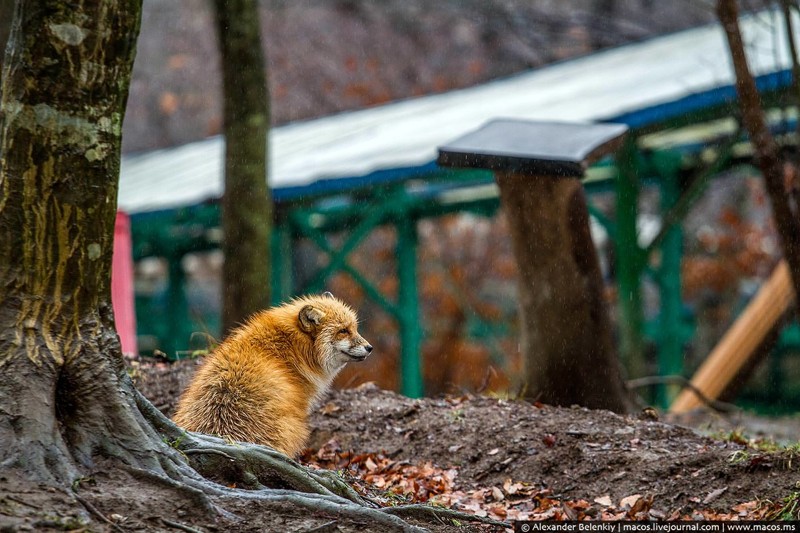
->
xmin=299 ymin=305 xmax=326 ymax=334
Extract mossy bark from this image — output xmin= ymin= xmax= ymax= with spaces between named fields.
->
xmin=496 ymin=173 xmax=633 ymax=412
xmin=214 ymin=0 xmax=272 ymax=334
xmin=0 ymin=0 xmax=151 ymax=484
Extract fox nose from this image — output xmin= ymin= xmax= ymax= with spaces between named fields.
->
xmin=365 ymin=344 xmax=373 ymax=354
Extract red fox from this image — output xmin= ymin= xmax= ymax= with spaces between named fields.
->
xmin=172 ymin=293 xmax=373 ymax=456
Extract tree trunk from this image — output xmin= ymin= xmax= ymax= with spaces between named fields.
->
xmin=0 ymin=1 xmax=12 ymax=69
xmin=496 ymin=173 xmax=632 ymax=412
xmin=214 ymin=0 xmax=272 ymax=334
xmin=0 ymin=0 xmax=155 ymax=484
xmin=0 ymin=6 xmax=479 ymax=530
xmin=717 ymin=0 xmax=800 ymax=311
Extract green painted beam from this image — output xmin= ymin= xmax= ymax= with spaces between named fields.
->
xmin=166 ymin=255 xmax=190 ymax=359
xmin=397 ymin=217 xmax=423 ymax=398
xmin=304 ymin=204 xmax=391 ymax=292
xmin=587 ymin=203 xmax=617 ymax=241
xmin=654 ymin=150 xmax=684 ymax=408
xmin=290 ymin=210 xmax=401 ymax=321
xmin=644 ymin=131 xmax=742 ymax=256
xmin=615 ymin=137 xmax=647 ymax=380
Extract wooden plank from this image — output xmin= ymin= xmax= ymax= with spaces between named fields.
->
xmin=669 ymin=260 xmax=794 ymax=413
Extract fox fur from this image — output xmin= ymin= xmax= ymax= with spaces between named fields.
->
xmin=172 ymin=293 xmax=372 ymax=457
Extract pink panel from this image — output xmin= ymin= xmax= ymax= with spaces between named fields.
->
xmin=112 ymin=211 xmax=138 ymax=356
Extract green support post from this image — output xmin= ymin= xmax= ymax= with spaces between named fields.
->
xmin=305 ymin=206 xmax=388 ymax=293
xmin=290 ymin=211 xmax=401 ymax=320
xmin=397 ymin=217 xmax=423 ymax=398
xmin=655 ymin=151 xmax=684 ymax=407
xmin=166 ymin=254 xmax=190 ymax=359
xmin=271 ymin=218 xmax=293 ymax=305
xmin=615 ymin=137 xmax=647 ymax=380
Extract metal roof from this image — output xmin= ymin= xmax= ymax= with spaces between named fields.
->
xmin=437 ymin=119 xmax=629 ymax=177
xmin=119 ymin=9 xmax=795 ymax=214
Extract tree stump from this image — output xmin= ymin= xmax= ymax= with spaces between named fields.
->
xmin=438 ymin=119 xmax=633 ymax=412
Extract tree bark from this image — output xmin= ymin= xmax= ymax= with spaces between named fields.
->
xmin=0 ymin=1 xmax=12 ymax=69
xmin=496 ymin=173 xmax=633 ymax=412
xmin=0 ymin=0 xmax=150 ymax=484
xmin=214 ymin=0 xmax=272 ymax=334
xmin=717 ymin=0 xmax=800 ymax=310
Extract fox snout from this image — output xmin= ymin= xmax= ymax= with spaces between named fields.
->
xmin=346 ymin=337 xmax=373 ymax=361
xmin=335 ymin=334 xmax=373 ymax=362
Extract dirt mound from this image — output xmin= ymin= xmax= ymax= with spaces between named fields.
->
xmin=8 ymin=358 xmax=776 ymax=531
xmin=307 ymin=384 xmax=792 ymax=517
xmin=133 ymin=358 xmax=797 ymax=517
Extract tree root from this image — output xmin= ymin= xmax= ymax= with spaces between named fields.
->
xmin=384 ymin=503 xmax=507 ymax=527
xmin=132 ymin=386 xmax=510 ymax=531
xmin=119 ymin=463 xmax=226 ymax=518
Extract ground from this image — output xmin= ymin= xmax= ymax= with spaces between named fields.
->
xmin=2 ymin=357 xmax=799 ymax=532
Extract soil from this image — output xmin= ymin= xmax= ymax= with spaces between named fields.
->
xmin=2 ymin=357 xmax=799 ymax=532
xmin=307 ymin=386 xmax=794 ymax=512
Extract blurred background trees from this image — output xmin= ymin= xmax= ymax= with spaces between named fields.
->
xmin=212 ymin=0 xmax=272 ymax=333
xmin=0 ymin=0 xmax=719 ymax=154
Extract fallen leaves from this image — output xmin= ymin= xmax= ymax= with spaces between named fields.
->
xmin=303 ymin=439 xmax=456 ymax=503
xmin=302 ymin=439 xmax=787 ymax=523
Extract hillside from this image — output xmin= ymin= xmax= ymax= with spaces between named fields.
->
xmin=119 ymin=0 xmax=714 ymax=153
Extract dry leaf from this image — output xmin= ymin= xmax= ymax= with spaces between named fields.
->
xmin=702 ymin=486 xmax=728 ymax=505
xmin=491 ymin=486 xmax=504 ymax=501
xmin=321 ymin=402 xmax=340 ymax=415
xmin=619 ymin=494 xmax=642 ymax=509
xmin=594 ymin=495 xmax=613 ymax=507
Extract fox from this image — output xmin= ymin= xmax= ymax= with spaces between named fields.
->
xmin=172 ymin=293 xmax=373 ymax=457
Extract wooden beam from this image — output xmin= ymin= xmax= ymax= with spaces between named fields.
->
xmin=669 ymin=260 xmax=794 ymax=413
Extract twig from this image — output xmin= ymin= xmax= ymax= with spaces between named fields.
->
xmin=6 ymin=495 xmax=40 ymax=510
xmin=161 ymin=517 xmax=204 ymax=533
xmin=72 ymin=492 xmax=126 ymax=533
xmin=626 ymin=375 xmax=739 ymax=413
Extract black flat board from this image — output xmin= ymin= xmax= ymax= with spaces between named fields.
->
xmin=437 ymin=119 xmax=628 ymax=177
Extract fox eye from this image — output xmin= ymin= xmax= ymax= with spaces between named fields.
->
xmin=338 ymin=328 xmax=349 ymax=335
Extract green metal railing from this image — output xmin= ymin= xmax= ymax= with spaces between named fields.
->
xmin=129 ymin=126 xmax=798 ymax=405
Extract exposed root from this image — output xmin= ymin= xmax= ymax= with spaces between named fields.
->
xmin=216 ymin=488 xmax=424 ymax=532
xmin=384 ymin=503 xmax=509 ymax=528
xmin=120 ymin=463 xmax=224 ymax=518
xmin=135 ymin=386 xmax=363 ymax=500
xmin=132 ymin=385 xmax=500 ymax=531
xmin=309 ymin=467 xmax=379 ymax=508
xmin=183 ymin=448 xmax=235 ymax=461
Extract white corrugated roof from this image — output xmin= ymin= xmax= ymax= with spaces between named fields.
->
xmin=119 ymin=10 xmax=793 ymax=214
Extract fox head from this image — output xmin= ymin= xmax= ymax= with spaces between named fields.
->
xmin=297 ymin=292 xmax=373 ymax=374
